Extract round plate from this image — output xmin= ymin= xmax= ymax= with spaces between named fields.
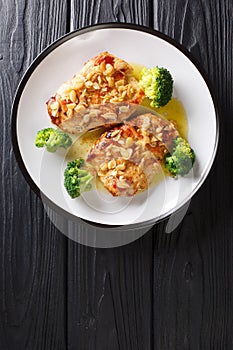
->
xmin=12 ymin=23 xmax=219 ymax=226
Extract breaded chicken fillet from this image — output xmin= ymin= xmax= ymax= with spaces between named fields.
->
xmin=126 ymin=113 xmax=179 ymax=153
xmin=47 ymin=52 xmax=145 ymax=133
xmin=87 ymin=123 xmax=161 ymax=196
xmin=86 ymin=113 xmax=180 ymax=196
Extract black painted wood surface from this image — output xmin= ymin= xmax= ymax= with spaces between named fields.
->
xmin=0 ymin=1 xmax=232 ymax=349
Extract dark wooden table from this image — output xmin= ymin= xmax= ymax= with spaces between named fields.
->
xmin=1 ymin=1 xmax=232 ymax=349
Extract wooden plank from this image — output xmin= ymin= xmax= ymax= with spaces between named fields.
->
xmin=67 ymin=2 xmax=153 ymax=349
xmin=71 ymin=0 xmax=152 ymax=29
xmin=0 ymin=1 xmax=68 ymax=349
xmin=67 ymin=234 xmax=153 ymax=350
xmin=152 ymin=1 xmax=233 ymax=348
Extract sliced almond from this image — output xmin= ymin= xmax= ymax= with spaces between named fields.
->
xmin=111 ymin=130 xmax=120 ymax=137
xmin=106 ymin=76 xmax=114 ymax=87
xmin=116 ymin=163 xmax=126 ymax=171
xmin=102 ymin=112 xmax=117 ymax=120
xmin=105 ymin=63 xmax=114 ymax=75
xmin=126 ymin=137 xmax=133 ymax=147
xmin=85 ymin=81 xmax=93 ymax=88
xmin=50 ymin=101 xmax=59 ymax=110
xmin=93 ymin=82 xmax=100 ymax=90
xmin=119 ymin=105 xmax=129 ymax=113
xmin=100 ymin=163 xmax=108 ymax=172
xmin=108 ymin=159 xmax=116 ymax=169
xmin=67 ymin=103 xmax=76 ymax=110
xmin=117 ymin=179 xmax=130 ymax=189
xmin=115 ymin=79 xmax=125 ymax=88
xmin=114 ymin=60 xmax=128 ymax=70
xmin=69 ymin=90 xmax=77 ymax=103
xmin=120 ymin=148 xmax=133 ymax=159
xmin=73 ymin=80 xmax=84 ymax=89
xmin=83 ymin=114 xmax=90 ymax=123
xmin=51 ymin=110 xmax=58 ymax=117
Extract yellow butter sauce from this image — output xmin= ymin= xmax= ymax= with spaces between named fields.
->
xmin=130 ymin=62 xmax=145 ymax=81
xmin=150 ymin=167 xmax=167 ymax=188
xmin=141 ymin=97 xmax=188 ymax=139
xmin=130 ymin=63 xmax=188 ymax=139
xmin=66 ymin=127 xmax=106 ymax=162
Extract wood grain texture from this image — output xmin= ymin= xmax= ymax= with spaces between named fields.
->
xmin=66 ymin=234 xmax=153 ymax=350
xmin=153 ymin=1 xmax=233 ymax=349
xmin=0 ymin=1 xmax=68 ymax=349
xmin=71 ymin=0 xmax=152 ymax=29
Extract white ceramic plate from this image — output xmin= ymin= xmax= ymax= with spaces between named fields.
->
xmin=12 ymin=24 xmax=219 ymax=226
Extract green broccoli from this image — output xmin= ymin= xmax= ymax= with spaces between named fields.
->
xmin=139 ymin=66 xmax=173 ymax=108
xmin=35 ymin=127 xmax=72 ymax=152
xmin=165 ymin=137 xmax=195 ymax=176
xmin=64 ymin=159 xmax=93 ymax=199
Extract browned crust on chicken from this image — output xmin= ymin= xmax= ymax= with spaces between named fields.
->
xmin=87 ymin=124 xmax=159 ymax=173
xmin=54 ymin=102 xmax=135 ymax=134
xmin=99 ymin=159 xmax=148 ymax=197
xmin=126 ymin=113 xmax=179 ymax=152
xmin=86 ymin=123 xmax=161 ymax=196
xmin=86 ymin=113 xmax=180 ymax=196
xmin=47 ymin=52 xmax=145 ymax=133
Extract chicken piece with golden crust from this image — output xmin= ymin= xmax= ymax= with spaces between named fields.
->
xmin=47 ymin=52 xmax=145 ymax=134
xmin=86 ymin=113 xmax=181 ymax=197
xmin=87 ymin=124 xmax=161 ymax=196
xmin=99 ymin=159 xmax=148 ymax=197
xmin=126 ymin=113 xmax=179 ymax=153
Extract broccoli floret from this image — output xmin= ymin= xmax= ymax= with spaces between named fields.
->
xmin=139 ymin=66 xmax=173 ymax=108
xmin=35 ymin=128 xmax=55 ymax=148
xmin=45 ymin=129 xmax=72 ymax=152
xmin=35 ymin=128 xmax=72 ymax=152
xmin=64 ymin=159 xmax=93 ymax=199
xmin=165 ymin=137 xmax=195 ymax=176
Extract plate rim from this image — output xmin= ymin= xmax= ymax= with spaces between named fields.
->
xmin=11 ymin=22 xmax=220 ymax=227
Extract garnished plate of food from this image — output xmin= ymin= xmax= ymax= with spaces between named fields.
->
xmin=12 ymin=24 xmax=219 ymax=226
